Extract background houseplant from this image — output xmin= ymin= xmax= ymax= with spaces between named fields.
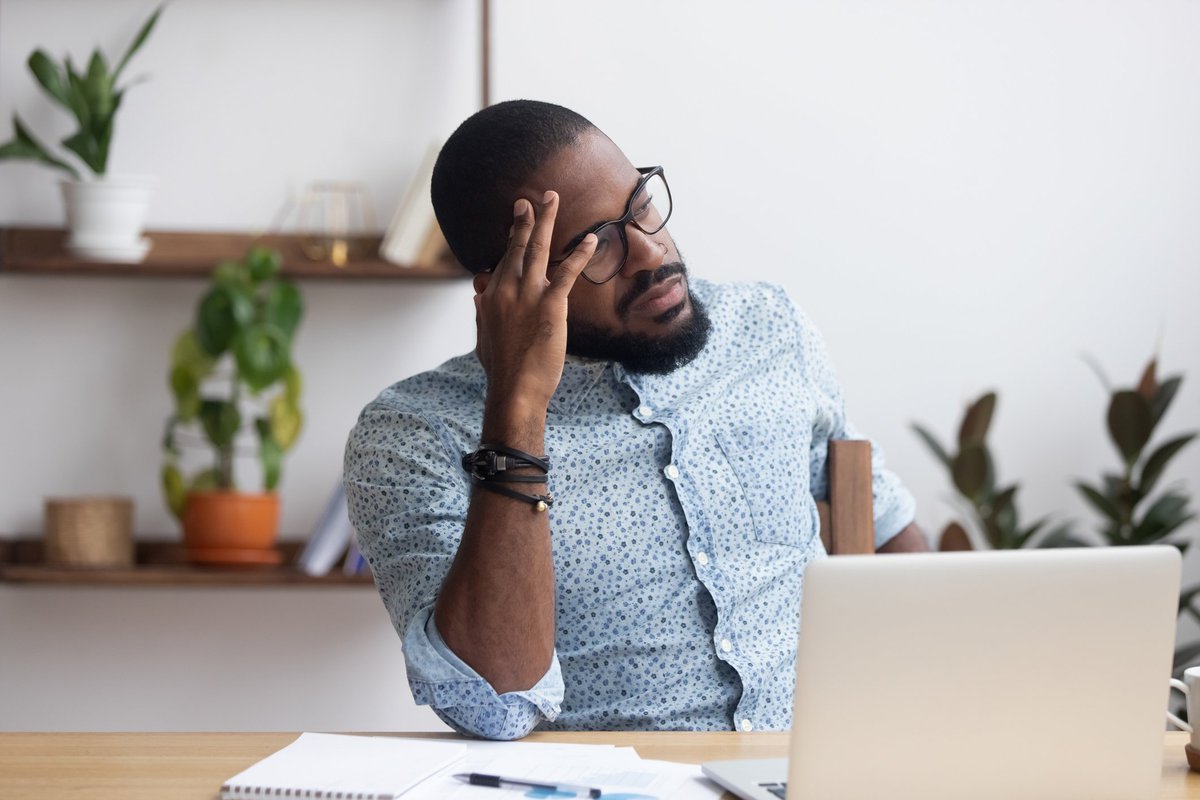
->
xmin=162 ymin=246 xmax=304 ymax=565
xmin=913 ymin=392 xmax=1071 ymax=550
xmin=0 ymin=5 xmax=162 ymax=261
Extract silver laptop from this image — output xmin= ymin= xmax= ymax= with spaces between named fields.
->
xmin=703 ymin=546 xmax=1181 ymax=800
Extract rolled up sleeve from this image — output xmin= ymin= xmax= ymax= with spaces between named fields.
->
xmin=344 ymin=401 xmax=563 ymax=739
xmin=782 ymin=287 xmax=918 ymax=550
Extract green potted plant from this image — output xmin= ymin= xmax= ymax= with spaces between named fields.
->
xmin=913 ymin=392 xmax=1072 ymax=550
xmin=162 ymin=247 xmax=305 ymax=565
xmin=0 ymin=5 xmax=162 ymax=261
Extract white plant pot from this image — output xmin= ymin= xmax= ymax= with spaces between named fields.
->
xmin=61 ymin=175 xmax=156 ymax=262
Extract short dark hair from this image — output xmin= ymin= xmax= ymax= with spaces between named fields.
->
xmin=431 ymin=99 xmax=598 ymax=274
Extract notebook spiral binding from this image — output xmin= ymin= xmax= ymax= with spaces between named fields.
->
xmin=221 ymin=787 xmax=394 ymax=800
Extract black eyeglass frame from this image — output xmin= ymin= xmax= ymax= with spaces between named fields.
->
xmin=548 ymin=165 xmax=673 ymax=285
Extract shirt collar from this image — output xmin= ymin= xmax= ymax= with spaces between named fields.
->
xmin=548 ymin=354 xmax=610 ymax=415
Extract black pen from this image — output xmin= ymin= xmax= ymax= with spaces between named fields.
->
xmin=453 ymin=772 xmax=603 ymax=798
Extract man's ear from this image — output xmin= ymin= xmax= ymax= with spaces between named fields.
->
xmin=472 ymin=272 xmax=491 ymax=294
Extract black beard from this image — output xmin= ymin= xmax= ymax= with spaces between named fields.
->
xmin=566 ymin=264 xmax=712 ymax=375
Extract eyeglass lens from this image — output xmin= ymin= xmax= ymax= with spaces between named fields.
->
xmin=583 ymin=172 xmax=671 ymax=283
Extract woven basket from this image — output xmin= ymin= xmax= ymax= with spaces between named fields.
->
xmin=44 ymin=496 xmax=134 ymax=567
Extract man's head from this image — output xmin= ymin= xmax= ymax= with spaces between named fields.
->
xmin=431 ymin=100 xmax=710 ymax=375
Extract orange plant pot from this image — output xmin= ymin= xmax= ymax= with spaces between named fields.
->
xmin=182 ymin=491 xmax=281 ymax=565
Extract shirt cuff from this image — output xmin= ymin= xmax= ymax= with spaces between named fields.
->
xmin=874 ymin=485 xmax=917 ymax=550
xmin=401 ymin=604 xmax=565 ymax=740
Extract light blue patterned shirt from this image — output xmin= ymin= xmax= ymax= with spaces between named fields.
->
xmin=344 ymin=280 xmax=915 ymax=740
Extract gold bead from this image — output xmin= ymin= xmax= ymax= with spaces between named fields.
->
xmin=535 ymin=500 xmax=548 ymax=513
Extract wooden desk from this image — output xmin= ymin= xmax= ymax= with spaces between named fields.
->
xmin=2 ymin=731 xmax=1198 ymax=799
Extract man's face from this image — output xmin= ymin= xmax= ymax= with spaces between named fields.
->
xmin=511 ymin=131 xmax=710 ymax=374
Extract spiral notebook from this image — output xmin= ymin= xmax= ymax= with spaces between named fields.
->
xmin=220 ymin=733 xmax=466 ymax=800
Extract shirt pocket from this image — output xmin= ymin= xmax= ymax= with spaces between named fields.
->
xmin=714 ymin=423 xmax=816 ymax=549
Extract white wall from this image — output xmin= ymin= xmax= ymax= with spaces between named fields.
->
xmin=2 ymin=0 xmax=1199 ymax=730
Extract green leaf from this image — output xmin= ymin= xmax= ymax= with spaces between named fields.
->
xmin=27 ymin=50 xmax=72 ymax=109
xmin=199 ymin=399 xmax=241 ymax=448
xmin=263 ymin=280 xmax=302 ymax=337
xmin=1107 ymin=390 xmax=1153 ymax=466
xmin=256 ymin=418 xmax=283 ymax=491
xmin=1136 ymin=357 xmax=1158 ymax=401
xmin=0 ymin=115 xmax=80 ymax=179
xmin=1152 ymin=376 xmax=1183 ymax=428
xmin=1037 ymin=524 xmax=1090 ymax=548
xmin=61 ymin=128 xmax=103 ymax=175
xmin=170 ymin=329 xmax=215 ymax=376
xmin=195 ymin=286 xmax=255 ymax=356
xmin=168 ymin=364 xmax=201 ymax=420
xmin=114 ymin=5 xmax=163 ymax=82
xmin=938 ymin=522 xmax=972 ymax=551
xmin=1140 ymin=433 xmax=1197 ymax=499
xmin=911 ymin=423 xmax=952 ymax=469
xmin=1080 ymin=352 xmax=1112 ymax=392
xmin=246 ymin=246 xmax=282 ymax=283
xmin=162 ymin=464 xmax=186 ymax=520
xmin=1132 ymin=493 xmax=1194 ymax=544
xmin=234 ymin=323 xmax=290 ymax=392
xmin=85 ymin=50 xmax=114 ymax=119
xmin=958 ymin=392 xmax=996 ymax=448
xmin=1075 ymin=481 xmax=1122 ymax=524
xmin=189 ymin=469 xmax=220 ymax=491
xmin=951 ymin=443 xmax=991 ymax=500
xmin=212 ymin=259 xmax=251 ymax=291
xmin=268 ymin=394 xmax=303 ymax=451
xmin=63 ymin=57 xmax=92 ymax=130
xmin=284 ymin=364 xmax=302 ymax=405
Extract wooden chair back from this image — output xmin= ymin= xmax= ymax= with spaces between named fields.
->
xmin=816 ymin=440 xmax=875 ymax=555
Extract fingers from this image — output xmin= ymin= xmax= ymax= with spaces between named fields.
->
xmin=546 ymin=233 xmax=597 ymax=298
xmin=522 ymin=190 xmax=558 ymax=287
xmin=489 ymin=198 xmax=535 ymax=291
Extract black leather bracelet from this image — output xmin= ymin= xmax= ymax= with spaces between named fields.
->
xmin=472 ymin=478 xmax=554 ymax=512
xmin=462 ymin=443 xmax=550 ymax=480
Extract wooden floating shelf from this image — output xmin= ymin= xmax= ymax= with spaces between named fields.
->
xmin=0 ymin=228 xmax=470 ymax=282
xmin=0 ymin=538 xmax=373 ymax=588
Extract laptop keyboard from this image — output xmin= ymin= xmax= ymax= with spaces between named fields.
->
xmin=758 ymin=781 xmax=787 ymax=798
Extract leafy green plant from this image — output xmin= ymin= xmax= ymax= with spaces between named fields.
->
xmin=1058 ymin=356 xmax=1196 ymax=550
xmin=913 ymin=392 xmax=1070 ymax=550
xmin=161 ymin=247 xmax=305 ymax=519
xmin=0 ymin=6 xmax=162 ymax=179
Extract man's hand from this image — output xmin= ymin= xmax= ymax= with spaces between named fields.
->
xmin=474 ymin=191 xmax=597 ymax=425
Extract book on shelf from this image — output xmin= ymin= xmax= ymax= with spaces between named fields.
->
xmin=380 ymin=141 xmax=448 ymax=269
xmin=296 ymin=482 xmax=355 ymax=577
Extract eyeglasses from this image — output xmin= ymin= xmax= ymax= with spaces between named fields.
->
xmin=549 ymin=166 xmax=673 ymax=285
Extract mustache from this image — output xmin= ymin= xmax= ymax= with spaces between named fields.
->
xmin=617 ymin=262 xmax=688 ymax=318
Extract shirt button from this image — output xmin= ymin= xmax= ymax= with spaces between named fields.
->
xmin=720 ymin=638 xmax=733 ymax=653
xmin=664 ymin=464 xmax=680 ymax=480
xmin=741 ymin=718 xmax=754 ymax=732
xmin=696 ymin=551 xmax=710 ymax=566
xmin=636 ymin=404 xmax=653 ymax=419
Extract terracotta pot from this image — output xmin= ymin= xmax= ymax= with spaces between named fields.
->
xmin=182 ymin=491 xmax=280 ymax=565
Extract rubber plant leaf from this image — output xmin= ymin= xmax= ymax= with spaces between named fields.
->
xmin=957 ymin=392 xmax=996 ymax=448
xmin=1140 ymin=433 xmax=1198 ymax=499
xmin=1107 ymin=390 xmax=1153 ymax=467
xmin=911 ymin=423 xmax=952 ymax=469
xmin=951 ymin=443 xmax=990 ymax=500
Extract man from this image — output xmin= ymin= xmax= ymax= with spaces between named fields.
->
xmin=344 ymin=99 xmax=927 ymax=741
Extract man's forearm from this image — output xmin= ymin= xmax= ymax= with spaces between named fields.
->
xmin=433 ymin=405 xmax=557 ymax=694
xmin=878 ymin=522 xmax=930 ymax=553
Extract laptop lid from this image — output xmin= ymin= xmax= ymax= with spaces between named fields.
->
xmin=787 ymin=546 xmax=1180 ymax=800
